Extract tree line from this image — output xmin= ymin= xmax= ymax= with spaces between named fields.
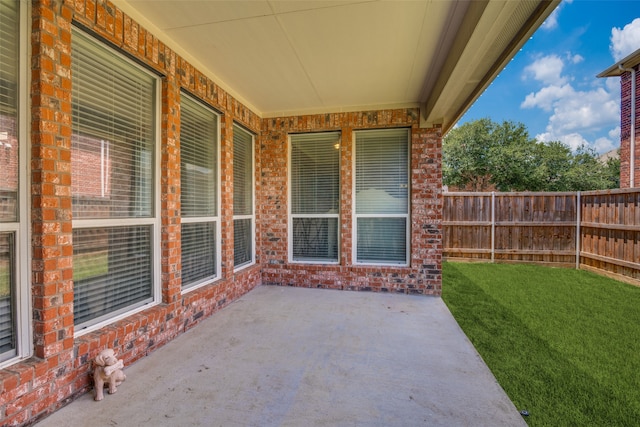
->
xmin=443 ymin=118 xmax=620 ymax=192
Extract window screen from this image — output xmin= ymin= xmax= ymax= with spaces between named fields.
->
xmin=73 ymin=226 xmax=152 ymax=326
xmin=0 ymin=233 xmax=15 ymax=360
xmin=355 ymin=128 xmax=409 ymax=264
xmin=0 ymin=0 xmax=20 ymax=363
xmin=180 ymin=93 xmax=219 ymax=288
xmin=0 ymin=0 xmax=18 ymax=224
xmin=290 ymin=132 xmax=340 ymax=262
xmin=72 ymin=29 xmax=157 ymax=328
xmin=233 ymin=124 xmax=254 ymax=268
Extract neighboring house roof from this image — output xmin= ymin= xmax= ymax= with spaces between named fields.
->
xmin=598 ymin=48 xmax=640 ymax=78
xmin=599 ymin=148 xmax=620 ymax=163
xmin=115 ymin=0 xmax=559 ymax=133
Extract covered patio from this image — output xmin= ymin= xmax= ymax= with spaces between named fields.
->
xmin=35 ymin=285 xmax=525 ymax=426
xmin=1 ymin=1 xmax=558 ymax=425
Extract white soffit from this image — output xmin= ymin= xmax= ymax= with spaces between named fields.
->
xmin=117 ymin=0 xmax=558 ymax=129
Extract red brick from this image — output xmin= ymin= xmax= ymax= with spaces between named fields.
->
xmin=15 ymin=2 xmax=441 ymax=424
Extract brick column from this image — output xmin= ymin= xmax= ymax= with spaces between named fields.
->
xmin=220 ymin=114 xmax=234 ymax=280
xmin=411 ymin=127 xmax=443 ymax=294
xmin=31 ymin=0 xmax=75 ymax=360
xmin=258 ymin=122 xmax=289 ymax=272
xmin=161 ymin=75 xmax=182 ymax=304
xmin=339 ymin=127 xmax=353 ymax=266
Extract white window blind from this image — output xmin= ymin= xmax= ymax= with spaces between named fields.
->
xmin=73 ymin=227 xmax=152 ymax=326
xmin=180 ymin=94 xmax=217 ymax=218
xmin=290 ymin=132 xmax=340 ymax=262
xmin=181 ymin=222 xmax=216 ymax=286
xmin=72 ymin=31 xmax=155 ymax=219
xmin=0 ymin=0 xmax=18 ymax=362
xmin=233 ymin=124 xmax=254 ymax=268
xmin=0 ymin=0 xmax=18 ymax=223
xmin=0 ymin=0 xmax=27 ymax=365
xmin=0 ymin=0 xmax=18 ymax=122
xmin=355 ymin=128 xmax=409 ymax=264
xmin=180 ymin=93 xmax=219 ymax=288
xmin=72 ymin=29 xmax=157 ymax=329
xmin=0 ymin=233 xmax=14 ymax=360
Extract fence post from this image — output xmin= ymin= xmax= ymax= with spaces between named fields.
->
xmin=576 ymin=191 xmax=581 ymax=270
xmin=491 ymin=191 xmax=495 ymax=263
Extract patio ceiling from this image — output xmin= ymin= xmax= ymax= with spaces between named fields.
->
xmin=115 ymin=0 xmax=559 ymax=133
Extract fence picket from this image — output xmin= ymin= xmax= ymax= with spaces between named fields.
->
xmin=443 ymin=189 xmax=640 ymax=285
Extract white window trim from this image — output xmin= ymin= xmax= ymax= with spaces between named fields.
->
xmin=0 ymin=1 xmax=31 ymax=368
xmin=352 ymin=129 xmax=411 ymax=267
xmin=233 ymin=124 xmax=255 ymax=271
xmin=288 ymin=133 xmax=341 ymax=265
xmin=72 ymin=31 xmax=162 ymax=336
xmin=180 ymin=95 xmax=221 ymax=293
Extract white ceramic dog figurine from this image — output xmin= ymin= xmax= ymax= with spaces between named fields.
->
xmin=93 ymin=348 xmax=126 ymax=401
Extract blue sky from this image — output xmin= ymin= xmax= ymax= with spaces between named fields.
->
xmin=458 ymin=0 xmax=640 ymax=154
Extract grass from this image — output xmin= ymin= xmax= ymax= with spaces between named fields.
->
xmin=442 ymin=262 xmax=640 ymax=427
xmin=74 ymin=250 xmax=108 ymax=281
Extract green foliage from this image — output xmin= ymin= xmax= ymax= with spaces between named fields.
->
xmin=443 ymin=118 xmax=620 ymax=191
xmin=442 ymin=262 xmax=640 ymax=426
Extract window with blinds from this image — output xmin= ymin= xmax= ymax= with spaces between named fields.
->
xmin=0 ymin=0 xmax=21 ymax=364
xmin=71 ymin=29 xmax=158 ymax=330
xmin=0 ymin=0 xmax=19 ymax=222
xmin=355 ymin=128 xmax=409 ymax=265
xmin=180 ymin=93 xmax=219 ymax=289
xmin=290 ymin=132 xmax=340 ymax=262
xmin=73 ymin=227 xmax=152 ymax=326
xmin=233 ymin=124 xmax=254 ymax=268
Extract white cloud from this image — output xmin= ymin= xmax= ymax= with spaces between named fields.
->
xmin=609 ymin=126 xmax=621 ymax=140
xmin=605 ymin=76 xmax=619 ymax=93
xmin=540 ymin=0 xmax=572 ymax=31
xmin=536 ymin=132 xmax=586 ymax=151
xmin=523 ymin=55 xmax=566 ymax=85
xmin=521 ymin=84 xmax=573 ymax=112
xmin=522 ymin=53 xmax=620 ymax=154
xmin=594 ymin=136 xmax=616 ymax=154
xmin=568 ymin=53 xmax=584 ymax=64
xmin=545 ymin=87 xmax=618 ymax=134
xmin=610 ymin=18 xmax=640 ymax=61
xmin=541 ymin=8 xmax=560 ymax=31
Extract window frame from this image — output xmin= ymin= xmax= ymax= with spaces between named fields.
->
xmin=179 ymin=91 xmax=221 ymax=292
xmin=71 ymin=28 xmax=162 ymax=335
xmin=352 ymin=128 xmax=411 ymax=267
xmin=288 ymin=131 xmax=341 ymax=264
xmin=233 ymin=123 xmax=255 ymax=271
xmin=0 ymin=0 xmax=31 ymax=368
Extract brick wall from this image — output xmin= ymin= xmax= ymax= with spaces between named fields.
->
xmin=2 ymin=1 xmax=263 ymax=425
xmin=0 ymin=0 xmax=442 ymax=425
xmin=259 ymin=112 xmax=442 ymax=295
xmin=620 ymin=67 xmax=640 ymax=188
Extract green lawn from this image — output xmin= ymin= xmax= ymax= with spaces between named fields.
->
xmin=74 ymin=250 xmax=108 ymax=282
xmin=442 ymin=262 xmax=640 ymax=427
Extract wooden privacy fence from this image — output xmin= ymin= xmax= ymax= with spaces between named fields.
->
xmin=443 ymin=189 xmax=640 ymax=284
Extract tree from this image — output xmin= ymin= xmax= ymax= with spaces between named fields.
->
xmin=443 ymin=118 xmax=620 ymax=192
xmin=442 ymin=118 xmax=495 ymax=191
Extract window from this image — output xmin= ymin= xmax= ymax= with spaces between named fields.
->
xmin=233 ymin=124 xmax=254 ymax=269
xmin=0 ymin=0 xmax=28 ymax=365
xmin=354 ymin=129 xmax=409 ymax=265
xmin=290 ymin=132 xmax=340 ymax=262
xmin=180 ymin=92 xmax=219 ymax=289
xmin=71 ymin=29 xmax=159 ymax=330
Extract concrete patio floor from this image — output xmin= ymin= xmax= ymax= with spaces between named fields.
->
xmin=35 ymin=285 xmax=526 ymax=427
